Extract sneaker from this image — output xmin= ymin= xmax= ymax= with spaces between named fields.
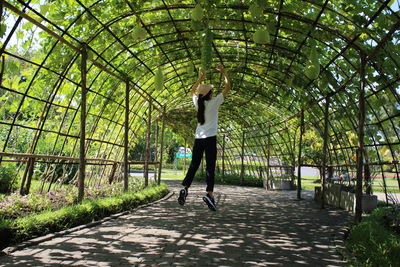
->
xmin=203 ymin=194 xmax=217 ymax=211
xmin=178 ymin=188 xmax=188 ymax=206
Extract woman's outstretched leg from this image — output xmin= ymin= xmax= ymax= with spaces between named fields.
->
xmin=202 ymin=136 xmax=217 ymax=211
xmin=178 ymin=139 xmax=205 ymax=205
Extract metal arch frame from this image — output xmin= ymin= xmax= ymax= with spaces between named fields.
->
xmin=1 ymin=0 xmax=399 ymax=198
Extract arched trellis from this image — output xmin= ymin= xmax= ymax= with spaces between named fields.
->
xmin=0 ymin=0 xmax=399 ymax=221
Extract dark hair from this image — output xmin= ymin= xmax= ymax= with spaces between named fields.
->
xmin=197 ymin=90 xmax=212 ymax=125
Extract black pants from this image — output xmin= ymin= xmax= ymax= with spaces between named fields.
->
xmin=182 ymin=136 xmax=217 ymax=192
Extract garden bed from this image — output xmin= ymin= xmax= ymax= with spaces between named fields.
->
xmin=0 ymin=178 xmax=146 ymax=220
xmin=0 ymin=183 xmax=169 ymax=249
xmin=345 ymin=205 xmax=400 ymax=266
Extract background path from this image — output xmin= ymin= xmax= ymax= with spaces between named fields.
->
xmin=0 ymin=181 xmax=350 ymax=266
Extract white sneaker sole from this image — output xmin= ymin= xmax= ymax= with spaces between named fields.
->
xmin=203 ymin=195 xmax=217 ymax=211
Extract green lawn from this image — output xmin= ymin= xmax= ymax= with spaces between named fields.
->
xmin=298 ymin=175 xmax=320 ymax=191
xmin=298 ymin=175 xmax=400 ymax=193
xmin=159 ymin=168 xmax=185 ymax=180
xmin=161 ymin=173 xmax=185 ymax=180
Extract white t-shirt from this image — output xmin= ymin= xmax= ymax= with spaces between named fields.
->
xmin=192 ymin=93 xmax=224 ymax=139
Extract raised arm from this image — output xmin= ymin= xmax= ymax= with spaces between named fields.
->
xmin=190 ymin=68 xmax=205 ymax=97
xmin=216 ymin=64 xmax=231 ymax=97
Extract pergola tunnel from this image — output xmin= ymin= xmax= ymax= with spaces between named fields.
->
xmin=1 ymin=0 xmax=400 ymax=226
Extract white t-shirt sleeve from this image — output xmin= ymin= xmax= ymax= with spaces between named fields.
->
xmin=215 ymin=93 xmax=224 ymax=106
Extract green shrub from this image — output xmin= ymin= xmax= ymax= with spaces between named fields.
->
xmin=0 ymin=183 xmax=169 ymax=249
xmin=346 ymin=206 xmax=400 ymax=266
xmin=0 ymin=163 xmax=18 ymax=194
xmin=195 ymin=172 xmax=263 ymax=187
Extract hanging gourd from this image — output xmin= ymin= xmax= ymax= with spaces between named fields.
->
xmin=201 ymin=29 xmax=213 ymax=71
xmin=132 ymin=25 xmax=147 ymax=41
xmin=304 ymin=46 xmax=320 ymax=80
xmin=154 ymin=67 xmax=164 ymax=91
xmin=191 ymin=4 xmax=204 ymax=21
xmin=253 ymin=28 xmax=270 ymax=44
xmin=309 ymin=46 xmax=318 ymax=65
xmin=304 ymin=63 xmax=320 ymax=80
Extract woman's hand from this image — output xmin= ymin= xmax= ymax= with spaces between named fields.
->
xmin=217 ymin=64 xmax=231 ymax=97
xmin=198 ymin=67 xmax=206 ymax=81
xmin=216 ymin=64 xmax=227 ymax=73
xmin=191 ymin=67 xmax=205 ymax=96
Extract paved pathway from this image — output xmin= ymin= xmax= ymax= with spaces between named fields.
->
xmin=0 ymin=181 xmax=350 ymax=266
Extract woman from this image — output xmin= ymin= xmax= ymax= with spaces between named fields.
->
xmin=178 ymin=64 xmax=231 ymax=211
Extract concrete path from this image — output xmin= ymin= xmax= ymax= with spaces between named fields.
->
xmin=0 ymin=181 xmax=350 ymax=266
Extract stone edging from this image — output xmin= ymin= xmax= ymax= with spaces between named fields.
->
xmin=1 ymin=191 xmax=174 ymax=256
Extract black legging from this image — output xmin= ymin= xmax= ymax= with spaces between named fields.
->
xmin=182 ymin=136 xmax=217 ymax=192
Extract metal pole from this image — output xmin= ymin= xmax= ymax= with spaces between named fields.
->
xmin=355 ymin=54 xmax=366 ymax=223
xmin=266 ymin=127 xmax=271 ymax=189
xmin=19 ymin=158 xmax=34 ymax=195
xmin=240 ymin=131 xmax=245 ymax=185
xmin=78 ymin=43 xmax=87 ymax=203
xmin=24 ymin=158 xmax=35 ymax=194
xmin=124 ymin=81 xmax=129 ymax=191
xmin=297 ymin=110 xmax=305 ymax=200
xmin=321 ymin=95 xmax=331 ymax=209
xmin=157 ymin=106 xmax=166 ymax=185
xmin=222 ymin=133 xmax=226 ymax=179
xmin=144 ymin=100 xmax=152 ymax=187
xmin=108 ymin=162 xmax=118 ymax=184
xmin=0 ymin=55 xmax=5 ymax=165
xmin=154 ymin=122 xmax=159 ymax=183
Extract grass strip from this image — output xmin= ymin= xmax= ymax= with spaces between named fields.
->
xmin=0 ymin=183 xmax=169 ymax=249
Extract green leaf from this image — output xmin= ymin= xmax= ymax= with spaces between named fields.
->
xmin=40 ymin=4 xmax=51 ymax=15
xmin=0 ymin=23 xmax=6 ymax=38
xmin=7 ymin=60 xmax=19 ymax=75
xmin=16 ymin=30 xmax=24 ymax=40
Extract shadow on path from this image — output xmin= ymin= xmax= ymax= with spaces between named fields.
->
xmin=0 ymin=180 xmax=350 ymax=266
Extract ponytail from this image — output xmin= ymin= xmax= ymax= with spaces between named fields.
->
xmin=197 ymin=95 xmax=206 ymax=125
xmin=196 ymin=90 xmax=212 ymax=125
